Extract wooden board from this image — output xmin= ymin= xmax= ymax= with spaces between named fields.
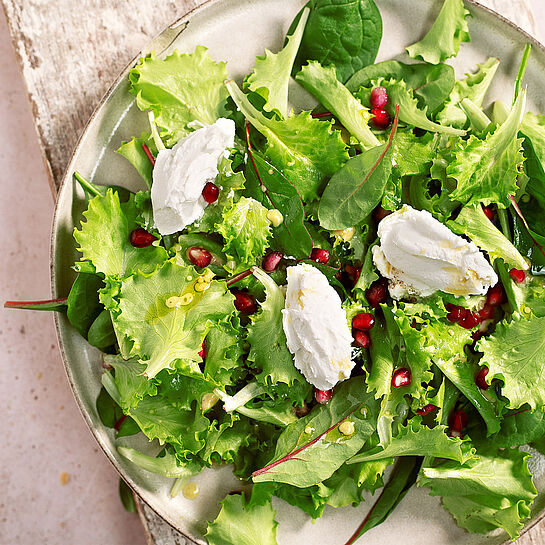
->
xmin=0 ymin=0 xmax=542 ymax=543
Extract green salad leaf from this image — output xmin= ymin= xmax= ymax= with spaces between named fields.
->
xmin=66 ymin=271 xmax=104 ymax=338
xmin=406 ymin=0 xmax=471 ymax=64
xmin=291 ymin=0 xmax=382 ymax=84
xmin=419 ymin=448 xmax=536 ymax=539
xmin=112 ymin=260 xmax=235 ymax=378
xmin=226 ymin=80 xmax=348 ymax=202
xmin=295 ymin=61 xmax=379 ymax=149
xmin=246 ymin=8 xmax=309 ymax=118
xmin=217 ymin=196 xmax=272 ymax=265
xmin=74 ymin=189 xmax=168 ymax=278
xmin=116 ymin=132 xmax=157 ymax=188
xmin=477 ymin=312 xmax=545 ymax=410
xmin=129 ymin=46 xmax=229 ymax=145
xmin=206 ymin=493 xmax=278 ymax=545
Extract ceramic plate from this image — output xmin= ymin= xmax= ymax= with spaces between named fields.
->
xmin=52 ymin=1 xmax=545 ymax=543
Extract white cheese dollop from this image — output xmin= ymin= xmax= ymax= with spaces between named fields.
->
xmin=372 ymin=205 xmax=498 ymax=299
xmin=282 ymin=263 xmax=354 ymax=391
xmin=151 ymin=118 xmax=235 ymax=235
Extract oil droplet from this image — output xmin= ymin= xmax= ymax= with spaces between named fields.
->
xmin=186 ymin=275 xmax=193 ymax=281
xmin=267 ymin=209 xmax=284 ymax=227
xmin=522 ymin=305 xmax=532 ymax=316
xmin=195 ymin=282 xmax=209 ymax=292
xmin=182 ymin=482 xmax=200 ymax=500
xmin=360 ymin=406 xmax=368 ymax=417
xmin=304 ymin=425 xmax=314 ymax=435
xmin=165 ymin=296 xmax=182 ymax=309
xmin=268 ymin=169 xmax=274 ymax=175
xmin=339 ymin=420 xmax=355 ymax=436
xmin=180 ymin=293 xmax=194 ymax=305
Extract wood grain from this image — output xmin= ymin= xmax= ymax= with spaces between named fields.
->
xmin=0 ymin=0 xmax=542 ymax=544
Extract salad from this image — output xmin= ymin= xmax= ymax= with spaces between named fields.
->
xmin=9 ymin=0 xmax=545 ymax=542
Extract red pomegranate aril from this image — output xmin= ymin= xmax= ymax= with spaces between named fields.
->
xmin=459 ymin=311 xmax=481 ymax=329
xmin=478 ymin=304 xmax=495 ymax=321
xmin=509 ymin=268 xmax=526 ymax=283
xmin=391 ymin=367 xmax=412 ymax=388
xmin=310 ymin=247 xmax=330 ymax=264
xmin=416 ymin=404 xmax=437 ymax=416
xmin=449 ymin=409 xmax=468 ymax=433
xmin=314 ymin=388 xmax=333 ymax=405
xmin=370 ymin=86 xmax=388 ymax=109
xmin=187 ymin=246 xmax=212 ymax=268
xmin=482 ymin=205 xmax=494 ymax=221
xmin=370 ymin=108 xmax=390 ymax=129
xmin=232 ymin=289 xmax=258 ymax=314
xmin=472 ymin=329 xmax=485 ymax=341
xmin=198 ymin=339 xmax=207 ymax=360
xmin=352 ymin=312 xmax=375 ymax=331
xmin=129 ymin=228 xmax=157 ymax=248
xmin=366 ymin=279 xmax=388 ymax=308
xmin=202 ymin=182 xmax=220 ymax=203
xmin=353 ymin=330 xmax=370 ymax=349
xmin=262 ymin=251 xmax=283 ymax=272
xmin=446 ymin=304 xmax=464 ymax=323
xmin=475 ymin=366 xmax=489 ymax=390
xmin=487 ymin=283 xmax=506 ymax=306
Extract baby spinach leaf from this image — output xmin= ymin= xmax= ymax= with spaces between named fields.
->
xmin=252 ymin=377 xmax=379 ymax=488
xmin=295 ymin=61 xmax=379 ymax=149
xmin=318 ymin=108 xmax=398 ymax=230
xmin=290 ymin=0 xmax=382 ymax=84
xmin=87 ymin=309 xmax=116 ymax=349
xmin=66 ymin=271 xmax=104 ymax=338
xmin=116 ymin=132 xmax=157 ymax=189
xmin=346 ymin=60 xmax=455 ymax=113
xmin=406 ymin=0 xmax=471 ymax=64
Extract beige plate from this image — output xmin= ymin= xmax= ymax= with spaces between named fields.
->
xmin=52 ymin=1 xmax=545 ymax=543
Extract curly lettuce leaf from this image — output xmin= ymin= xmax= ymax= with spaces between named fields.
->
xmin=419 ymin=448 xmax=536 ymax=539
xmin=129 ymin=46 xmax=229 ymax=146
xmin=349 ymin=417 xmax=475 ymax=464
xmin=247 ymin=268 xmax=309 ymax=394
xmin=252 ymin=377 xmax=379 ymax=487
xmin=477 ymin=312 xmax=545 ymax=410
xmin=227 ymin=80 xmax=349 ymax=201
xmin=448 ymin=205 xmax=528 ymax=269
xmin=295 ymin=61 xmax=379 ymax=149
xmin=406 ymin=0 xmax=471 ymax=64
xmin=246 ymin=8 xmax=309 ymax=118
xmin=217 ymin=196 xmax=271 ymax=265
xmin=74 ymin=189 xmax=168 ymax=278
xmin=206 ymin=493 xmax=278 ymax=545
xmin=447 ymin=90 xmax=526 ymax=208
xmin=438 ymin=57 xmax=500 ymax=128
xmin=112 ymin=260 xmax=235 ymax=378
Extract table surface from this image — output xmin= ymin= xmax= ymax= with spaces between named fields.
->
xmin=1 ymin=1 xmax=545 ymax=544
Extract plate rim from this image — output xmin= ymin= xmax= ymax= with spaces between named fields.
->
xmin=50 ymin=1 xmax=545 ymax=543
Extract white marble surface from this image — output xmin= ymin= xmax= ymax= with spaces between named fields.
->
xmin=0 ymin=7 xmax=146 ymax=545
xmin=1 ymin=1 xmax=545 ymax=545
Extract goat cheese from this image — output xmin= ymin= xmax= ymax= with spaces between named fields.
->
xmin=372 ymin=205 xmax=498 ymax=299
xmin=151 ymin=118 xmax=235 ymax=235
xmin=282 ymin=264 xmax=354 ymax=390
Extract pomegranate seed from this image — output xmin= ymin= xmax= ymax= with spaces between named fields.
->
xmin=391 ymin=368 xmax=411 ymax=388
xmin=310 ymin=248 xmax=330 ymax=264
xmin=314 ymin=388 xmax=333 ymax=405
xmin=202 ymin=182 xmax=220 ymax=203
xmin=353 ymin=330 xmax=370 ymax=349
xmin=478 ymin=304 xmax=495 ymax=321
xmin=262 ymin=251 xmax=283 ymax=272
xmin=352 ymin=312 xmax=375 ymax=331
xmin=370 ymin=108 xmax=390 ymax=129
xmin=449 ymin=409 xmax=468 ymax=433
xmin=459 ymin=311 xmax=481 ymax=329
xmin=345 ymin=264 xmax=362 ymax=285
xmin=370 ymin=86 xmax=388 ymax=109
xmin=446 ymin=304 xmax=464 ymax=323
xmin=472 ymin=330 xmax=484 ymax=341
xmin=482 ymin=205 xmax=494 ymax=221
xmin=187 ymin=246 xmax=212 ymax=268
xmin=366 ymin=279 xmax=388 ymax=308
xmin=475 ymin=366 xmax=489 ymax=390
xmin=129 ymin=228 xmax=157 ymax=248
xmin=509 ymin=268 xmax=526 ymax=283
xmin=486 ymin=284 xmax=506 ymax=306
xmin=232 ymin=289 xmax=258 ymax=314
xmin=198 ymin=339 xmax=207 ymax=360
xmin=416 ymin=404 xmax=437 ymax=416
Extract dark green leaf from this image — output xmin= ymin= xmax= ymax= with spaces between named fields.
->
xmin=118 ymin=478 xmax=137 ymax=513
xmin=66 ymin=272 xmax=104 ymax=338
xmin=87 ymin=309 xmax=116 ymax=349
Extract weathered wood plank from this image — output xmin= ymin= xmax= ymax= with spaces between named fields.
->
xmin=1 ymin=0 xmax=543 ymax=544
